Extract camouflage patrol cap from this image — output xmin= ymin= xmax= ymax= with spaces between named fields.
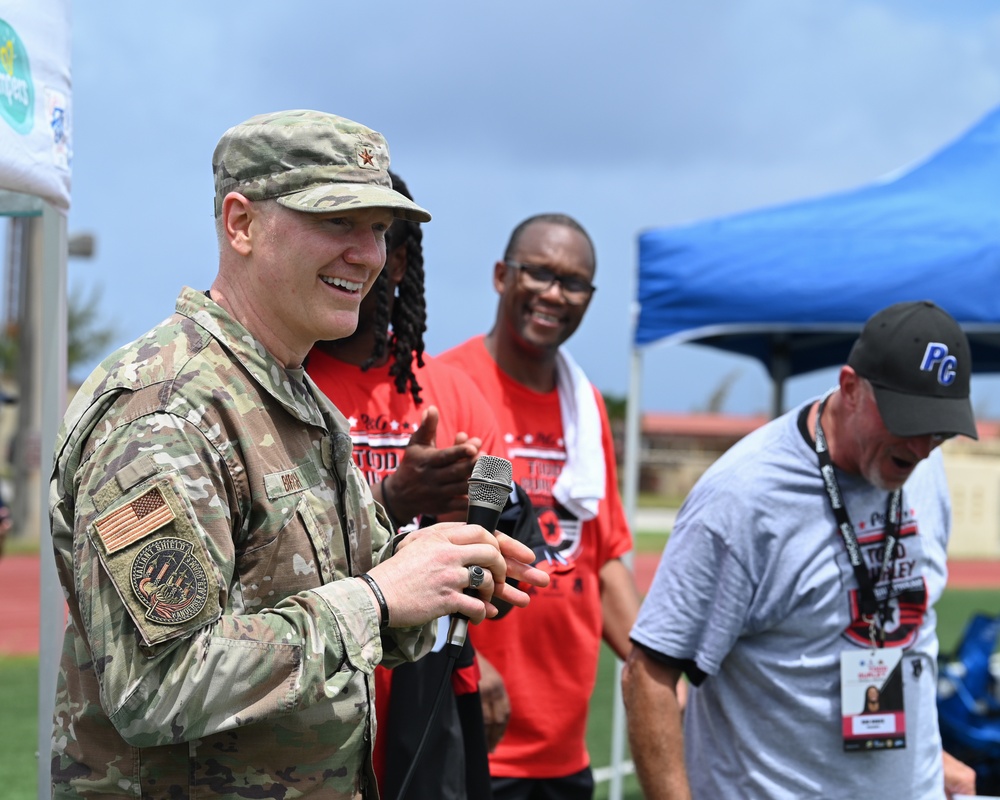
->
xmin=212 ymin=110 xmax=431 ymax=222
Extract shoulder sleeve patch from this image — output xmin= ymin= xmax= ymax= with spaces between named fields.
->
xmin=128 ymin=537 xmax=212 ymax=628
xmin=88 ymin=474 xmax=222 ymax=647
xmin=94 ymin=485 xmax=175 ymax=554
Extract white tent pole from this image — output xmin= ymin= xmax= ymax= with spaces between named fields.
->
xmin=608 ymin=344 xmax=643 ymax=800
xmin=622 ymin=346 xmax=643 ymax=560
xmin=0 ymin=189 xmax=66 ymax=799
xmin=36 ymin=201 xmax=66 ymax=798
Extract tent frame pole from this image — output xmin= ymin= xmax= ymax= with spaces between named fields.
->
xmin=36 ymin=200 xmax=67 ymax=799
xmin=609 ymin=345 xmax=644 ymax=799
xmin=0 ymin=190 xmax=68 ymax=800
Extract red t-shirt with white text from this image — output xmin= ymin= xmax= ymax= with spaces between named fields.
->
xmin=438 ymin=336 xmax=633 ymax=779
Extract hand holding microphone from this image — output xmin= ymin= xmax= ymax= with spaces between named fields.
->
xmin=447 ymin=455 xmax=514 ymax=651
xmin=362 ymin=456 xmax=548 ymax=631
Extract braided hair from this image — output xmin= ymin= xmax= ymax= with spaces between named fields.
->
xmin=361 ymin=170 xmax=427 ymax=404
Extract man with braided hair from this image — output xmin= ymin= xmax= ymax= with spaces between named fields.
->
xmin=345 ymin=170 xmax=429 ymax=409
xmin=308 ymin=172 xmax=504 ymax=799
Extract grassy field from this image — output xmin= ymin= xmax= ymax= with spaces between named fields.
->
xmin=4 ymin=588 xmax=999 ymax=800
xmin=633 ymin=530 xmax=669 ymax=555
xmin=0 ymin=656 xmax=39 ymax=800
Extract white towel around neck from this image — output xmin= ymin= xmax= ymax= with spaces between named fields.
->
xmin=552 ymin=348 xmax=606 ymax=522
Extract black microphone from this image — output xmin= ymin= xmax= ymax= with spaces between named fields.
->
xmin=446 ymin=455 xmax=513 ymax=652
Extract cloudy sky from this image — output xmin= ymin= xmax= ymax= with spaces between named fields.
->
xmin=63 ymin=0 xmax=1000 ymax=416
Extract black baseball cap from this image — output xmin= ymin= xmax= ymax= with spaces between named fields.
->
xmin=847 ymin=301 xmax=978 ymax=440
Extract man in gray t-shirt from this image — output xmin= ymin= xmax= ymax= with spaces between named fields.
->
xmin=623 ymin=301 xmax=979 ymax=799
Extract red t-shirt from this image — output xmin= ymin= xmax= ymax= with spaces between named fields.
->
xmin=438 ymin=336 xmax=633 ymax=779
xmin=307 ymin=349 xmax=501 ymax=493
xmin=306 ymin=348 xmax=500 ymax=784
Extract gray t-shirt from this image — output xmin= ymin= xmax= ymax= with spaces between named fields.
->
xmin=631 ymin=399 xmax=950 ymax=799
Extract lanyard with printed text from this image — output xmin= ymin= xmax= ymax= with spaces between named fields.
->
xmin=815 ymin=393 xmax=901 ymax=646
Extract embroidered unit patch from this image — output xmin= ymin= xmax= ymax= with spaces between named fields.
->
xmin=130 ymin=537 xmax=210 ymax=624
xmin=94 ymin=486 xmax=175 ymax=553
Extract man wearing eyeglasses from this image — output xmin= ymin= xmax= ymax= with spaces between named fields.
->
xmin=439 ymin=214 xmax=640 ymax=800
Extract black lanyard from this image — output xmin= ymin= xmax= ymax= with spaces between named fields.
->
xmin=815 ymin=392 xmax=901 ymax=646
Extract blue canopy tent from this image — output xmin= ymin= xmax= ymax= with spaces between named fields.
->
xmin=632 ymin=105 xmax=1000 ymax=420
xmin=604 ymin=106 xmax=1000 ymax=800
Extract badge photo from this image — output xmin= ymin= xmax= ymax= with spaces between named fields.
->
xmin=841 ymin=648 xmax=906 ymax=752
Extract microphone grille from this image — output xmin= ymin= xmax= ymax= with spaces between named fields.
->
xmin=469 ymin=455 xmax=513 ymax=507
xmin=472 ymin=455 xmax=513 ymax=484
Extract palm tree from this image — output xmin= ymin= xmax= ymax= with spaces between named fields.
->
xmin=0 ymin=282 xmax=117 ymax=381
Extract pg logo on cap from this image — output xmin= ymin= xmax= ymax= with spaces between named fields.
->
xmin=920 ymin=342 xmax=958 ymax=386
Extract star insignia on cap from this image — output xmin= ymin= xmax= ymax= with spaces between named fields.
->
xmin=359 ymin=148 xmax=375 ymax=166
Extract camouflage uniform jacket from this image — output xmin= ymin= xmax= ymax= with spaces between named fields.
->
xmin=49 ymin=286 xmax=433 ymax=799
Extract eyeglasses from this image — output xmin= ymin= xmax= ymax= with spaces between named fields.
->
xmin=929 ymin=432 xmax=956 ymax=444
xmin=505 ymin=261 xmax=596 ymax=305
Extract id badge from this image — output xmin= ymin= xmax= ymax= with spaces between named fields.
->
xmin=841 ymin=648 xmax=906 ymax=752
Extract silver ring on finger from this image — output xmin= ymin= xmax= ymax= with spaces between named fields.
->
xmin=468 ymin=564 xmax=486 ymax=589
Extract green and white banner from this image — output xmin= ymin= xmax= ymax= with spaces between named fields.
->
xmin=0 ymin=0 xmax=71 ymax=211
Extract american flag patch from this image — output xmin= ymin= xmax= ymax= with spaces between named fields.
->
xmin=94 ymin=486 xmax=175 ymax=554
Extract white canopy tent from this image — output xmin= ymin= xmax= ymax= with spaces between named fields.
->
xmin=0 ymin=2 xmax=71 ymax=797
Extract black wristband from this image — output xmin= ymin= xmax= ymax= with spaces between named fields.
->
xmin=359 ymin=573 xmax=390 ymax=628
xmin=380 ymin=474 xmax=402 ymax=532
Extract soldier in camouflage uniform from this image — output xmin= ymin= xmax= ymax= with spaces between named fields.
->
xmin=48 ymin=110 xmax=547 ymax=799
